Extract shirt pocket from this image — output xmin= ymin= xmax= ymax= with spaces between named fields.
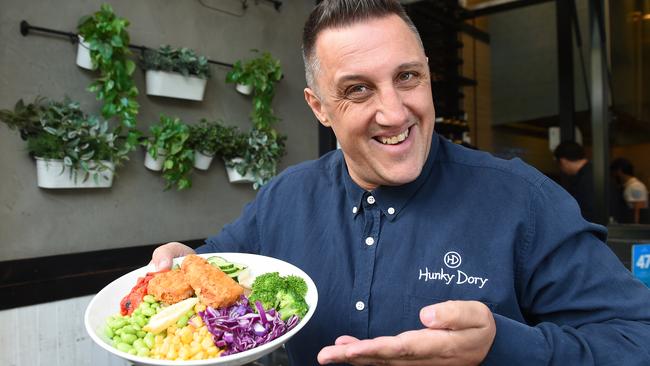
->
xmin=402 ymin=294 xmax=497 ymax=331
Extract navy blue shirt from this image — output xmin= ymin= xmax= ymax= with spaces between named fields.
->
xmin=199 ymin=134 xmax=650 ymax=365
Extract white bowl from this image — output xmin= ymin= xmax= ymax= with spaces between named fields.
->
xmin=85 ymin=253 xmax=318 ymax=366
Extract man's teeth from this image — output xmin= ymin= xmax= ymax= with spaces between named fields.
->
xmin=379 ymin=129 xmax=409 ymax=145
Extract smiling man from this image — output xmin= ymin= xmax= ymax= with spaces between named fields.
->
xmin=152 ymin=1 xmax=650 ymax=365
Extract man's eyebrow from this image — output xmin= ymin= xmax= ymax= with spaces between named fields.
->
xmin=396 ymin=61 xmax=426 ymax=70
xmin=336 ymin=61 xmax=427 ymax=84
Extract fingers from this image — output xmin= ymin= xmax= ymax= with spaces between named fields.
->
xmin=335 ymin=335 xmax=360 ymax=345
xmin=420 ymin=300 xmax=493 ymax=331
xmin=151 ymin=242 xmax=195 ymax=270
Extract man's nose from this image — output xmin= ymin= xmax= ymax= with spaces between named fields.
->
xmin=375 ymin=87 xmax=409 ymax=126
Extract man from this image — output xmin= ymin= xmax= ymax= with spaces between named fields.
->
xmin=553 ymin=141 xmax=595 ymax=222
xmin=153 ymin=1 xmax=650 ymax=365
xmin=611 ymin=157 xmax=649 ymax=224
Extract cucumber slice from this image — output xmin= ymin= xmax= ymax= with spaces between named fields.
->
xmin=207 ymin=256 xmax=228 ymax=266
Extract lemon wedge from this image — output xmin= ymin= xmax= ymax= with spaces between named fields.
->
xmin=142 ymin=297 xmax=199 ymax=334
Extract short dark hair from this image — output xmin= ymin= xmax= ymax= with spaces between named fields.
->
xmin=610 ymin=157 xmax=634 ymax=176
xmin=553 ymin=141 xmax=585 ymax=161
xmin=301 ymin=0 xmax=421 ymax=89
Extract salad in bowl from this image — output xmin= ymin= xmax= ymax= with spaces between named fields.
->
xmin=84 ymin=253 xmax=317 ymax=366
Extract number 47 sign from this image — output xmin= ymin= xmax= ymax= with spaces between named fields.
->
xmin=632 ymin=243 xmax=650 ymax=287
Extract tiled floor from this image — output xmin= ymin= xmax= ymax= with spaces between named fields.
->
xmin=0 ymin=296 xmax=289 ymax=366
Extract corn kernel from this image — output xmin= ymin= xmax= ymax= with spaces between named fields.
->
xmin=178 ymin=347 xmax=190 ymax=360
xmin=195 ymin=303 xmax=206 ymax=313
xmin=192 ymin=351 xmax=205 ymax=360
xmin=201 ymin=337 xmax=214 ymax=349
xmin=206 ymin=346 xmax=219 ymax=356
xmin=181 ymin=329 xmax=193 ymax=344
xmin=166 ymin=348 xmax=177 ymax=360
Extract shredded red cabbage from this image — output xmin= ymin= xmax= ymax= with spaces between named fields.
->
xmin=199 ymin=296 xmax=299 ymax=356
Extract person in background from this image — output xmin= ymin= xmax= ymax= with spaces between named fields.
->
xmin=553 ymin=141 xmax=595 ymax=222
xmin=611 ymin=157 xmax=649 ymax=224
xmin=152 ymin=1 xmax=650 ymax=364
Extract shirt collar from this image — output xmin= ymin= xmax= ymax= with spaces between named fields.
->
xmin=342 ymin=134 xmax=440 ymax=221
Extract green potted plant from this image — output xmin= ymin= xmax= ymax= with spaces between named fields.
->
xmin=142 ymin=45 xmax=211 ymax=101
xmin=228 ymin=128 xmax=286 ymax=189
xmin=0 ymin=97 xmax=130 ymax=188
xmin=187 ymin=119 xmax=221 ymax=170
xmin=143 ymin=115 xmax=194 ymax=190
xmin=225 ymin=50 xmax=283 ymax=130
xmin=77 ymin=4 xmax=140 ymax=155
xmin=214 ymin=125 xmax=254 ymax=183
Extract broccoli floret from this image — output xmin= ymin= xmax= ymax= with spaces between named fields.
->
xmin=276 ymin=289 xmax=309 ymax=321
xmin=284 ymin=275 xmax=308 ymax=297
xmin=249 ymin=272 xmax=309 ymax=320
xmin=248 ymin=272 xmax=283 ymax=310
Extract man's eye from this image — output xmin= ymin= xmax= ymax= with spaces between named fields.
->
xmin=398 ymin=72 xmax=417 ymax=82
xmin=347 ymin=85 xmax=368 ymax=95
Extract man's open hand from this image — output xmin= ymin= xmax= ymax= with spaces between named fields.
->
xmin=317 ymin=300 xmax=496 ymax=365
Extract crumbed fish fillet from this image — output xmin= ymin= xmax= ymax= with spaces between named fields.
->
xmin=181 ymin=254 xmax=244 ymax=308
xmin=146 ymin=269 xmax=194 ymax=304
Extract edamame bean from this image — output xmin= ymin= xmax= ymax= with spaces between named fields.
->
xmin=116 ymin=342 xmax=133 ymax=353
xmin=136 ymin=330 xmax=146 ymax=338
xmin=136 ymin=348 xmax=149 ymax=357
xmin=120 ymin=333 xmax=138 ymax=345
xmin=108 ymin=318 xmax=126 ymax=329
xmin=176 ymin=314 xmax=189 ymax=327
xmin=143 ymin=294 xmax=156 ymax=303
xmin=141 ymin=307 xmax=155 ymax=317
xmin=104 ymin=326 xmax=114 ymax=339
xmin=144 ymin=333 xmax=155 ymax=349
xmin=121 ymin=325 xmax=136 ymax=335
xmin=112 ymin=335 xmax=121 ymax=344
xmin=128 ymin=348 xmax=137 ymax=355
xmin=135 ymin=315 xmax=147 ymax=327
xmin=133 ymin=339 xmax=146 ymax=350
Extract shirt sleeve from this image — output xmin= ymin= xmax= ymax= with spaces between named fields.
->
xmin=483 ymin=177 xmax=650 ymax=365
xmin=196 ymin=198 xmax=261 ymax=255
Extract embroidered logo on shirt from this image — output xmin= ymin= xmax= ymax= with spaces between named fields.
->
xmin=418 ymin=251 xmax=489 ymax=289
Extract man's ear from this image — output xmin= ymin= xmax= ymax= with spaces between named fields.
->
xmin=304 ymin=87 xmax=331 ymax=127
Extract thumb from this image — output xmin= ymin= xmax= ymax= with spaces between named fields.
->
xmin=152 ymin=242 xmax=195 ymax=270
xmin=420 ymin=300 xmax=492 ymax=330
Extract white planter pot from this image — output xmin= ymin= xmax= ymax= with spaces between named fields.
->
xmin=235 ymin=83 xmax=253 ymax=96
xmin=194 ymin=151 xmax=214 ymax=170
xmin=225 ymin=158 xmax=255 ymax=183
xmin=144 ymin=150 xmax=166 ymax=171
xmin=145 ymin=70 xmax=207 ymax=101
xmin=76 ymin=36 xmax=95 ymax=70
xmin=36 ymin=158 xmax=114 ymax=189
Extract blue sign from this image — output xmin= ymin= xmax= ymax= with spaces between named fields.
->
xmin=632 ymin=243 xmax=650 ymax=287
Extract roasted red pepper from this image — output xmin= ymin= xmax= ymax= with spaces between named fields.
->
xmin=119 ymin=269 xmax=168 ymax=315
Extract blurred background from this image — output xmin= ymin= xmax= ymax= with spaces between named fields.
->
xmin=1 ymin=0 xmax=649 ymax=365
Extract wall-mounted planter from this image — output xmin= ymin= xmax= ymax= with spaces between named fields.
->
xmin=36 ymin=158 xmax=114 ymax=189
xmin=194 ymin=151 xmax=214 ymax=170
xmin=225 ymin=158 xmax=255 ymax=183
xmin=235 ymin=83 xmax=253 ymax=96
xmin=76 ymin=36 xmax=95 ymax=70
xmin=144 ymin=150 xmax=166 ymax=171
xmin=145 ymin=70 xmax=207 ymax=101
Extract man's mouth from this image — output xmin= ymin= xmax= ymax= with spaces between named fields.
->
xmin=377 ymin=128 xmax=410 ymax=145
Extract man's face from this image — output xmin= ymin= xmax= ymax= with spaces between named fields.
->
xmin=304 ymin=15 xmax=435 ymax=191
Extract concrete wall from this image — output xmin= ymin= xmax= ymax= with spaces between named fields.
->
xmin=0 ymin=0 xmax=318 ymax=261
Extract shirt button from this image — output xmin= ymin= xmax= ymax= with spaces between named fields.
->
xmin=365 ymin=237 xmax=375 ymax=246
xmin=367 ymin=195 xmax=375 ymax=204
xmin=355 ymin=301 xmax=365 ymax=311
xmin=352 ymin=206 xmax=358 ymax=214
xmin=387 ymin=207 xmax=395 ymax=215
